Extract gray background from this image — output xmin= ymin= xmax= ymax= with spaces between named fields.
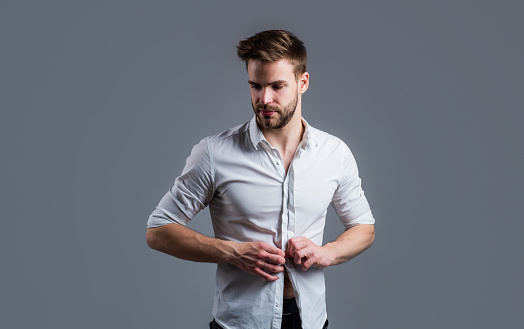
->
xmin=1 ymin=1 xmax=523 ymax=328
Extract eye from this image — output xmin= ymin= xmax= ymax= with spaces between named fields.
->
xmin=250 ymin=85 xmax=261 ymax=90
xmin=272 ymin=84 xmax=283 ymax=90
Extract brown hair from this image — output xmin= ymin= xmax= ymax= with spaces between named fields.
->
xmin=236 ymin=30 xmax=307 ymax=79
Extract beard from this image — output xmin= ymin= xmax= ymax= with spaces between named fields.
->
xmin=252 ymin=93 xmax=298 ymax=130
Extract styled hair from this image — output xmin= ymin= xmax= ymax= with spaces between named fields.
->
xmin=236 ymin=30 xmax=307 ymax=79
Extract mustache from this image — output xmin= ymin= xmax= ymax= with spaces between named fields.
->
xmin=256 ymin=104 xmax=280 ymax=112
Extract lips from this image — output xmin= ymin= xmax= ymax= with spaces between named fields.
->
xmin=261 ymin=110 xmax=276 ymax=116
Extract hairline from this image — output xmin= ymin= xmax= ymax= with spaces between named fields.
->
xmin=244 ymin=58 xmax=305 ymax=81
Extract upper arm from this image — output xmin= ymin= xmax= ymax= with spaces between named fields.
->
xmin=331 ymin=143 xmax=375 ymax=229
xmin=147 ymin=139 xmax=215 ymax=228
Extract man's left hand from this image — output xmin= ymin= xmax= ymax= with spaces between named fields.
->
xmin=285 ymin=237 xmax=334 ymax=271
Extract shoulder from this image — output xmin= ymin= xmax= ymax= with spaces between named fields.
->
xmin=196 ymin=120 xmax=254 ymax=158
xmin=204 ymin=120 xmax=251 ymax=143
xmin=308 ymin=124 xmax=352 ymax=155
xmin=307 ymin=123 xmax=358 ymax=175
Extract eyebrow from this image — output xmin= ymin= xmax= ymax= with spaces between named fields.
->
xmin=248 ymin=80 xmax=288 ymax=86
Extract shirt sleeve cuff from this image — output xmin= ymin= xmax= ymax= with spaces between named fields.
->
xmin=146 ymin=208 xmax=188 ymax=228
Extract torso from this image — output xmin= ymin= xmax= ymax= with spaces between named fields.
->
xmin=283 ymin=269 xmax=295 ymax=297
xmin=279 ymin=130 xmax=302 ymax=298
xmin=245 ymin=118 xmax=304 ymax=299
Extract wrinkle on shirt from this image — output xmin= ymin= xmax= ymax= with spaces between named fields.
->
xmin=147 ymin=116 xmax=374 ymax=329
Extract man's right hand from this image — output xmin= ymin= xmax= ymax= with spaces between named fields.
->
xmin=147 ymin=225 xmax=285 ymax=281
xmin=228 ymin=241 xmax=286 ymax=281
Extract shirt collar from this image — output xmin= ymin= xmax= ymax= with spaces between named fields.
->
xmin=249 ymin=116 xmax=266 ymax=150
xmin=248 ymin=116 xmax=318 ymax=150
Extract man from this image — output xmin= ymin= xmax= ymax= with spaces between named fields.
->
xmin=146 ymin=30 xmax=375 ymax=329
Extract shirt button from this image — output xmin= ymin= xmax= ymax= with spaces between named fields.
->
xmin=276 ymin=162 xmax=280 ymax=165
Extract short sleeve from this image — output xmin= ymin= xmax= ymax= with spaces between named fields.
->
xmin=331 ymin=143 xmax=375 ymax=229
xmin=147 ymin=138 xmax=215 ymax=228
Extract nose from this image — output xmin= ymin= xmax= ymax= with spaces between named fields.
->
xmin=260 ymin=88 xmax=273 ymax=105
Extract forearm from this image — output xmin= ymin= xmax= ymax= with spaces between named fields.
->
xmin=147 ymin=223 xmax=286 ymax=281
xmin=146 ymin=223 xmax=236 ymax=263
xmin=322 ymin=224 xmax=375 ymax=266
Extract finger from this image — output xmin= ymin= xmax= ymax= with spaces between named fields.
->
xmin=257 ymin=260 xmax=284 ymax=273
xmin=302 ymin=256 xmax=317 ymax=271
xmin=289 ymin=237 xmax=308 ymax=246
xmin=264 ymin=252 xmax=286 ymax=265
xmin=289 ymin=236 xmax=307 ymax=244
xmin=294 ymin=248 xmax=313 ymax=265
xmin=267 ymin=246 xmax=286 ymax=258
xmin=285 ymin=245 xmax=292 ymax=258
xmin=288 ymin=238 xmax=310 ymax=254
xmin=286 ymin=242 xmax=295 ymax=258
xmin=259 ymin=242 xmax=286 ymax=257
xmin=294 ymin=253 xmax=304 ymax=265
xmin=286 ymin=239 xmax=302 ymax=258
xmin=253 ymin=267 xmax=279 ymax=281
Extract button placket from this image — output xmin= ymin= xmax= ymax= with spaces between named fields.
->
xmin=282 ymin=175 xmax=289 ymax=244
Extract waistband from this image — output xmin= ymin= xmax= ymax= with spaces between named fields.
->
xmin=283 ymin=297 xmax=299 ymax=314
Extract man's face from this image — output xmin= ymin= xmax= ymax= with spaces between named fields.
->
xmin=248 ymin=59 xmax=301 ymax=130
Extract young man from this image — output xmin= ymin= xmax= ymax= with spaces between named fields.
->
xmin=146 ymin=30 xmax=375 ymax=329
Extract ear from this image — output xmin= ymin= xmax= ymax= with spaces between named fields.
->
xmin=298 ymin=72 xmax=309 ymax=94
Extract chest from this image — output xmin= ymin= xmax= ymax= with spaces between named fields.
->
xmin=210 ymin=147 xmax=340 ymax=220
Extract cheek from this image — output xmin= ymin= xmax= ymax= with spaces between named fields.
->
xmin=250 ymin=91 xmax=258 ymax=103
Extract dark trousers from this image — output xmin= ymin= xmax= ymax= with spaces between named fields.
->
xmin=209 ymin=298 xmax=329 ymax=329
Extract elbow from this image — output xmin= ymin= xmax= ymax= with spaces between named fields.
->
xmin=369 ymin=229 xmax=375 ymax=247
xmin=146 ymin=228 xmax=162 ymax=251
xmin=367 ymin=225 xmax=375 ymax=248
xmin=356 ymin=223 xmax=375 ymax=250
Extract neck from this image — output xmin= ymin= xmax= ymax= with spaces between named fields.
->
xmin=258 ymin=109 xmax=304 ymax=154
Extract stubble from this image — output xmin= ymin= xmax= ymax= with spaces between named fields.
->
xmin=252 ymin=93 xmax=298 ymax=130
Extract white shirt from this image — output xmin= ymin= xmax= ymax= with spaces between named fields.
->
xmin=147 ymin=116 xmax=375 ymax=329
